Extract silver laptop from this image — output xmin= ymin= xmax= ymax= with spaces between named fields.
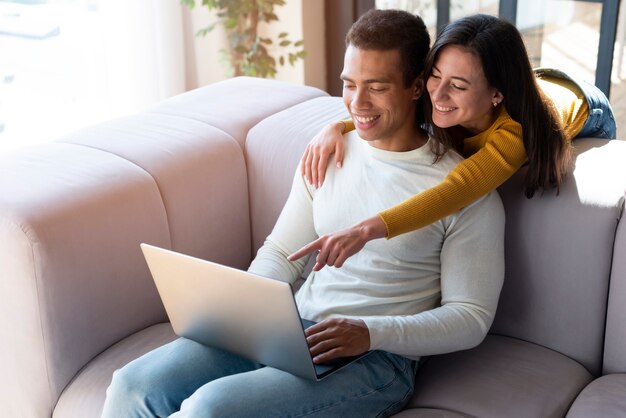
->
xmin=140 ymin=243 xmax=367 ymax=380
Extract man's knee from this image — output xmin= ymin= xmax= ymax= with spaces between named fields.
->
xmin=177 ymin=385 xmax=246 ymax=418
xmin=105 ymin=366 xmax=145 ymax=405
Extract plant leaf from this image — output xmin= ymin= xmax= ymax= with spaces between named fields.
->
xmin=263 ymin=12 xmax=279 ymax=22
xmin=225 ymin=17 xmax=238 ymax=29
xmin=180 ymin=0 xmax=196 ymax=9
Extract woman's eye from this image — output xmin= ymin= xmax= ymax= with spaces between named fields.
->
xmin=430 ymin=74 xmax=441 ymax=80
xmin=451 ymin=84 xmax=466 ymax=91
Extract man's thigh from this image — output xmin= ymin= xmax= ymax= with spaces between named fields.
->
xmin=102 ymin=337 xmax=261 ymax=418
xmin=173 ymin=351 xmax=418 ymax=418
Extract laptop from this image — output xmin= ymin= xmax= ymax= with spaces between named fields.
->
xmin=140 ymin=243 xmax=367 ymax=380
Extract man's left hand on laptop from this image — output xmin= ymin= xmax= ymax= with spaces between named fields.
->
xmin=305 ymin=318 xmax=370 ymax=364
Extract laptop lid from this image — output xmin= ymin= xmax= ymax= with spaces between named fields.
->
xmin=141 ymin=243 xmax=360 ymax=380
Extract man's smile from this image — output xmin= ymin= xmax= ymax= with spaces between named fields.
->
xmin=353 ymin=114 xmax=381 ymax=129
xmin=353 ymin=114 xmax=381 ymax=123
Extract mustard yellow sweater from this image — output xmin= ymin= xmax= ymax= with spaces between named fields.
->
xmin=342 ymin=76 xmax=588 ymax=237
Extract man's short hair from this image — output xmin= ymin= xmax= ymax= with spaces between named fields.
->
xmin=346 ymin=9 xmax=430 ymax=87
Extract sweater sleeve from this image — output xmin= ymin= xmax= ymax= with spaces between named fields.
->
xmin=362 ymin=189 xmax=505 ymax=358
xmin=248 ymin=167 xmax=318 ymax=283
xmin=379 ymin=118 xmax=526 ymax=238
xmin=342 ymin=118 xmax=355 ymax=133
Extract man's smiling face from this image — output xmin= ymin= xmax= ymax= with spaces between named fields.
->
xmin=341 ymin=45 xmax=423 ymax=152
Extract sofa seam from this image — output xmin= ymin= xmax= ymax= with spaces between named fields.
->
xmin=146 ymin=110 xmax=239 ymax=140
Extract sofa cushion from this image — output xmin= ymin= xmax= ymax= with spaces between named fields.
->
xmin=604 ymin=197 xmax=626 ymax=374
xmin=149 ymin=76 xmax=328 ymax=148
xmin=60 ymin=114 xmax=251 ymax=269
xmin=492 ymin=139 xmax=626 ymax=375
xmin=406 ymin=335 xmax=593 ymax=418
xmin=53 ymin=323 xmax=176 ymax=418
xmin=566 ymin=374 xmax=626 ymax=417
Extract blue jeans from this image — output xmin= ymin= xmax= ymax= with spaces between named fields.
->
xmin=101 ymin=337 xmax=418 ymax=418
xmin=534 ymin=67 xmax=617 ymax=139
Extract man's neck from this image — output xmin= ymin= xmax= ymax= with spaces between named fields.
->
xmin=369 ymin=126 xmax=429 ymax=152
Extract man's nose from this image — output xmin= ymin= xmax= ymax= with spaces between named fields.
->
xmin=352 ymin=87 xmax=371 ymax=109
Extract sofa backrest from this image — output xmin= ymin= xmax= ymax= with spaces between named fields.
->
xmin=493 ymin=139 xmax=626 ymax=376
xmin=246 ymin=96 xmax=349 ymax=253
xmin=601 ymin=143 xmax=626 ymax=375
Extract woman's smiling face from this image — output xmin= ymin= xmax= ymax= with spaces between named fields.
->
xmin=426 ymin=44 xmax=503 ymax=135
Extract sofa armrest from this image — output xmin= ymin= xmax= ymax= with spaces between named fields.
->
xmin=0 ymin=143 xmax=171 ymax=417
xmin=0 ymin=77 xmax=328 ymax=418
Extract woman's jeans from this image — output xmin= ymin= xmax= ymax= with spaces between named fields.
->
xmin=101 ymin=337 xmax=418 ymax=418
xmin=535 ymin=67 xmax=617 ymax=139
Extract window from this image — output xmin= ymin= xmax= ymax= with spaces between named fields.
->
xmin=0 ymin=0 xmax=185 ymax=152
xmin=374 ymin=0 xmax=625 ymax=135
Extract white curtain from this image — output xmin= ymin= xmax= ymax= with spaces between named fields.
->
xmin=99 ymin=0 xmax=186 ymax=117
xmin=0 ymin=0 xmax=189 ymax=151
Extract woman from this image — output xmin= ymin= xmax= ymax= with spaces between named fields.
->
xmin=290 ymin=13 xmax=616 ymax=271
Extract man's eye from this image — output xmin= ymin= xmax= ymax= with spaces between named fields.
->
xmin=371 ymin=87 xmax=387 ymax=93
xmin=344 ymin=84 xmax=356 ymax=90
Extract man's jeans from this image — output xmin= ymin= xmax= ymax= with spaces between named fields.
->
xmin=535 ymin=67 xmax=617 ymax=139
xmin=101 ymin=337 xmax=418 ymax=418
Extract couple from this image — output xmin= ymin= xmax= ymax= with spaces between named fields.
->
xmin=102 ymin=9 xmax=614 ymax=418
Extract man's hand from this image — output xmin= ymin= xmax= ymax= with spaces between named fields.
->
xmin=288 ymin=215 xmax=388 ymax=270
xmin=305 ymin=318 xmax=370 ymax=364
xmin=301 ymin=121 xmax=346 ymax=188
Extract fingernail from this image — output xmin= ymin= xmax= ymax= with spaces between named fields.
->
xmin=337 ymin=161 xmax=342 ymax=168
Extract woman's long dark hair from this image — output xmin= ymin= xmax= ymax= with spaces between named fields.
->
xmin=425 ymin=14 xmax=572 ymax=197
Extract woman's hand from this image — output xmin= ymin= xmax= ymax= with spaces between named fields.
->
xmin=288 ymin=215 xmax=388 ymax=271
xmin=301 ymin=121 xmax=346 ymax=188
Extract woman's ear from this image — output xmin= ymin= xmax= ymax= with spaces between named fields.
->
xmin=492 ymin=90 xmax=504 ymax=107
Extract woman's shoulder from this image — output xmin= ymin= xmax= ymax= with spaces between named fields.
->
xmin=466 ymin=108 xmax=522 ymax=148
xmin=493 ymin=107 xmax=522 ymax=131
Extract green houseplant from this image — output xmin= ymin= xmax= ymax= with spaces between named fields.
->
xmin=181 ymin=0 xmax=307 ymax=78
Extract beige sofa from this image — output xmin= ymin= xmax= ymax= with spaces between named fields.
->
xmin=1 ymin=77 xmax=625 ymax=418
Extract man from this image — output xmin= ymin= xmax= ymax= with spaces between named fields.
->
xmin=102 ymin=9 xmax=504 ymax=418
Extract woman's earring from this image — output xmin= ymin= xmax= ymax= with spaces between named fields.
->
xmin=492 ymin=100 xmax=499 ymax=107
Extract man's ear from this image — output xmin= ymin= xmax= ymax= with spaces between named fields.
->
xmin=413 ymin=78 xmax=424 ymax=100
